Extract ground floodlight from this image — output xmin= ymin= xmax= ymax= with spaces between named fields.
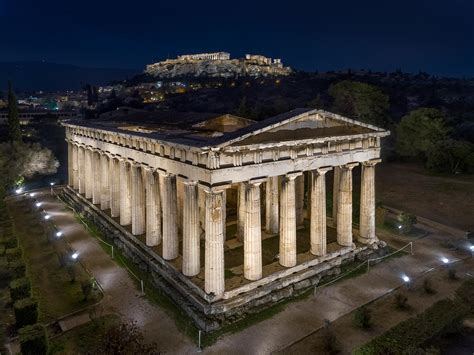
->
xmin=470 ymin=245 xmax=474 ymax=251
xmin=50 ymin=182 xmax=55 ymax=186
xmin=36 ymin=202 xmax=42 ymax=207
xmin=15 ymin=188 xmax=23 ymax=194
xmin=29 ymin=192 xmax=36 ymax=197
xmin=44 ymin=214 xmax=51 ymax=220
xmin=402 ymin=275 xmax=410 ymax=283
xmin=441 ymin=257 xmax=449 ymax=264
xmin=71 ymin=252 xmax=79 ymax=260
xmin=56 ymin=231 xmax=63 ymax=237
xmin=398 ymin=225 xmax=402 ymax=230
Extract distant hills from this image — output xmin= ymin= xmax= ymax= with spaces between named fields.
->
xmin=0 ymin=62 xmax=140 ymax=92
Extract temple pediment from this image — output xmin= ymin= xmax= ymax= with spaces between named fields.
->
xmin=214 ymin=108 xmax=388 ymax=148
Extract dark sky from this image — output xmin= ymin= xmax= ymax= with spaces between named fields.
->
xmin=1 ymin=0 xmax=473 ymax=77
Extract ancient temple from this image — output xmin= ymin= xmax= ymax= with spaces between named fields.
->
xmin=62 ymin=108 xmax=389 ymax=329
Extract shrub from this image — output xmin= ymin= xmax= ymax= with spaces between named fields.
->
xmin=423 ymin=278 xmax=436 ymax=294
xmin=5 ymin=247 xmax=22 ymax=262
xmin=321 ymin=329 xmax=340 ymax=354
xmin=397 ymin=212 xmax=417 ymax=234
xmin=356 ymin=298 xmax=469 ymax=355
xmin=456 ymin=279 xmax=474 ymax=309
xmin=67 ymin=264 xmax=76 ymax=283
xmin=4 ymin=237 xmax=18 ymax=249
xmin=18 ymin=324 xmax=49 ymax=355
xmin=353 ymin=306 xmax=371 ymax=329
xmin=9 ymin=259 xmax=26 ymax=278
xmin=81 ymin=279 xmax=94 ymax=301
xmin=448 ymin=268 xmax=457 ymax=280
xmin=0 ymin=258 xmax=12 ymax=287
xmin=0 ymin=244 xmax=5 ymax=256
xmin=10 ymin=278 xmax=31 ymax=301
xmin=14 ymin=298 xmax=38 ymax=328
xmin=394 ymin=293 xmax=409 ymax=310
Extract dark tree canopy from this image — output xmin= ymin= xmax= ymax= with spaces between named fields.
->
xmin=7 ymin=81 xmax=22 ymax=143
xmin=328 ymin=80 xmax=390 ymax=127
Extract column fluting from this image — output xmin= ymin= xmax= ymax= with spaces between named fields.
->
xmin=265 ymin=176 xmax=279 ymax=234
xmin=310 ymin=168 xmax=331 ymax=256
xmin=160 ymin=173 xmax=178 ymax=260
xmin=91 ymin=150 xmax=101 ymax=204
xmin=279 ymin=174 xmax=299 ymax=267
xmin=182 ymin=181 xmax=200 ymax=276
xmin=244 ymin=182 xmax=262 ymax=281
xmin=131 ymin=163 xmax=146 ymax=235
xmin=100 ymin=153 xmax=110 ymax=210
xmin=109 ymin=157 xmax=121 ymax=218
xmin=119 ymin=159 xmax=132 ymax=225
xmin=359 ymin=159 xmax=380 ymax=244
xmin=144 ymin=168 xmax=161 ymax=246
xmin=337 ymin=163 xmax=358 ymax=247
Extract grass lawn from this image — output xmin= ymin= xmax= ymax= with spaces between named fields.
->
xmin=49 ymin=314 xmax=121 ymax=354
xmin=7 ymin=198 xmax=101 ymax=323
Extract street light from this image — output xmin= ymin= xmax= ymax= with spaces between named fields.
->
xmin=55 ymin=231 xmax=63 ymax=238
xmin=469 ymin=245 xmax=474 ymax=257
xmin=50 ymin=182 xmax=55 ymax=195
xmin=402 ymin=274 xmax=411 ymax=289
xmin=441 ymin=257 xmax=449 ymax=264
xmin=15 ymin=188 xmax=23 ymax=194
xmin=44 ymin=214 xmax=51 ymax=220
xmin=71 ymin=252 xmax=79 ymax=260
xmin=29 ymin=192 xmax=36 ymax=197
xmin=35 ymin=202 xmax=42 ymax=207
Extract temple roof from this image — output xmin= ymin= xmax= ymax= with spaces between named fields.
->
xmin=64 ymin=108 xmax=389 ymax=149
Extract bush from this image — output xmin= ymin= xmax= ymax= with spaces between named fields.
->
xmin=4 ymin=237 xmax=18 ymax=249
xmin=394 ymin=293 xmax=409 ymax=310
xmin=356 ymin=298 xmax=469 ymax=355
xmin=81 ymin=279 xmax=94 ymax=301
xmin=5 ymin=247 xmax=22 ymax=262
xmin=321 ymin=329 xmax=340 ymax=354
xmin=0 ymin=244 xmax=5 ymax=256
xmin=9 ymin=259 xmax=26 ymax=278
xmin=423 ymin=279 xmax=436 ymax=294
xmin=18 ymin=324 xmax=49 ymax=355
xmin=10 ymin=278 xmax=31 ymax=301
xmin=0 ymin=258 xmax=12 ymax=287
xmin=456 ymin=279 xmax=474 ymax=309
xmin=353 ymin=306 xmax=371 ymax=329
xmin=448 ymin=268 xmax=457 ymax=280
xmin=397 ymin=212 xmax=417 ymax=234
xmin=14 ymin=298 xmax=38 ymax=328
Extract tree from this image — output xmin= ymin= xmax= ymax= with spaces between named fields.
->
xmin=426 ymin=139 xmax=474 ymax=173
xmin=0 ymin=142 xmax=59 ymax=190
xmin=97 ymin=320 xmax=158 ymax=354
xmin=7 ymin=81 xmax=22 ymax=142
xmin=328 ymin=80 xmax=390 ymax=127
xmin=396 ymin=108 xmax=450 ymax=160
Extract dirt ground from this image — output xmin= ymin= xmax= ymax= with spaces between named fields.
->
xmin=376 ymin=163 xmax=474 ymax=231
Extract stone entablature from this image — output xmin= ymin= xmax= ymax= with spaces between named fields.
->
xmin=63 ymin=108 xmax=389 ymax=307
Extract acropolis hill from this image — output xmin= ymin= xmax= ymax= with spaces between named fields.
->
xmin=145 ymin=52 xmax=292 ymax=78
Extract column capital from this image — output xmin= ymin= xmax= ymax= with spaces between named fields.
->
xmin=313 ymin=166 xmax=333 ymax=175
xmin=201 ymin=184 xmax=228 ymax=194
xmin=362 ymin=158 xmax=382 ymax=167
xmin=183 ymin=179 xmax=199 ymax=186
xmin=246 ymin=177 xmax=266 ymax=186
xmin=285 ymin=171 xmax=303 ymax=181
xmin=340 ymin=162 xmax=359 ymax=171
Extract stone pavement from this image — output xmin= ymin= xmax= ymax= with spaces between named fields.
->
xmin=34 ymin=188 xmax=472 ymax=354
xmin=35 ymin=189 xmax=197 ymax=354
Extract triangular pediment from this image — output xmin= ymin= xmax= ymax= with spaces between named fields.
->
xmin=213 ymin=108 xmax=387 ymax=148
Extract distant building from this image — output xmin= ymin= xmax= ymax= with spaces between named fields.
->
xmin=0 ymin=110 xmax=76 ymax=125
xmin=177 ymin=52 xmax=230 ymax=61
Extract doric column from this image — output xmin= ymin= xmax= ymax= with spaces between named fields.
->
xmin=67 ymin=141 xmax=73 ymax=186
xmin=265 ymin=176 xmax=279 ymax=234
xmin=244 ymin=181 xmax=263 ymax=281
xmin=177 ymin=180 xmax=184 ymax=234
xmin=119 ymin=159 xmax=132 ymax=226
xmin=100 ymin=153 xmax=110 ymax=210
xmin=84 ymin=148 xmax=93 ymax=199
xmin=237 ymin=183 xmax=245 ymax=242
xmin=144 ymin=168 xmax=161 ymax=246
xmin=295 ymin=175 xmax=305 ymax=226
xmin=182 ymin=181 xmax=200 ymax=276
xmin=310 ymin=167 xmax=332 ymax=256
xmin=109 ymin=156 xmax=121 ymax=218
xmin=91 ymin=150 xmax=101 ymax=204
xmin=337 ymin=163 xmax=358 ymax=247
xmin=72 ymin=144 xmax=79 ymax=190
xmin=131 ymin=163 xmax=146 ymax=235
xmin=279 ymin=173 xmax=300 ymax=267
xmin=204 ymin=188 xmax=226 ymax=297
xmin=78 ymin=146 xmax=86 ymax=194
xmin=332 ymin=166 xmax=341 ymax=224
xmin=160 ymin=173 xmax=178 ymax=260
xmin=359 ymin=159 xmax=381 ymax=244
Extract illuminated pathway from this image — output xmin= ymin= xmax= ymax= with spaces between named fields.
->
xmin=35 ymin=189 xmax=196 ymax=353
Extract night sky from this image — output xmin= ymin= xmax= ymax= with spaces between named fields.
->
xmin=1 ymin=0 xmax=473 ymax=77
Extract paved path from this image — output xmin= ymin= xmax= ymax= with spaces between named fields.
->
xmin=33 ymin=188 xmax=473 ymax=354
xmin=35 ymin=189 xmax=196 ymax=354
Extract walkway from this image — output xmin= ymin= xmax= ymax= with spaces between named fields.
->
xmin=35 ymin=189 xmax=196 ymax=353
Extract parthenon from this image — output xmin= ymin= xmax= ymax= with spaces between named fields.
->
xmin=63 ymin=108 xmax=390 ymax=327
